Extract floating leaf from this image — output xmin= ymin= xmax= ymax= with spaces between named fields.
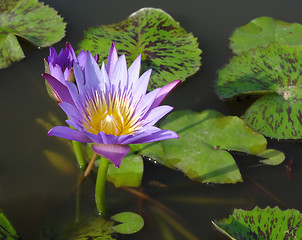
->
xmin=78 ymin=8 xmax=201 ymax=90
xmin=257 ymin=148 xmax=285 ymax=165
xmin=213 ymin=206 xmax=302 ymax=240
xmin=0 ymin=0 xmax=66 ymax=68
xmin=133 ymin=110 xmax=278 ymax=184
xmin=230 ymin=16 xmax=302 ymax=54
xmin=111 ymin=212 xmax=144 ymax=234
xmin=216 ymin=43 xmax=302 ymax=139
xmin=107 ymin=153 xmax=143 ymax=188
xmin=64 ymin=216 xmax=115 ymax=240
xmin=0 ymin=209 xmax=18 ymax=240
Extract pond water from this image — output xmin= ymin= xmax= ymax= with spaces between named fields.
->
xmin=1 ymin=0 xmax=302 ymax=239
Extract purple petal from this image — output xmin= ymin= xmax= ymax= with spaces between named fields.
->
xmin=128 ymin=54 xmax=141 ymax=85
xmin=48 ymin=64 xmax=65 ymax=83
xmin=121 ymin=126 xmax=178 ymax=144
xmin=92 ymin=144 xmax=130 ymax=167
xmin=48 ymin=126 xmax=93 ymax=143
xmin=77 ymin=50 xmax=87 ymax=70
xmin=135 ymin=88 xmax=161 ymax=116
xmin=132 ymin=69 xmax=152 ymax=103
xmin=111 ymin=54 xmax=128 ymax=88
xmin=84 ymin=131 xmax=119 ymax=145
xmin=106 ymin=42 xmax=118 ymax=78
xmin=84 ymin=52 xmax=102 ymax=90
xmin=73 ymin=63 xmax=85 ymax=94
xmin=59 ymin=102 xmax=81 ymax=124
xmin=42 ymin=73 xmax=74 ymax=105
xmin=143 ymin=105 xmax=173 ymax=126
xmin=65 ymin=42 xmax=77 ymax=60
xmin=150 ymin=80 xmax=181 ymax=109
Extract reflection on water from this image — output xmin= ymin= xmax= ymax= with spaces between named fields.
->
xmin=1 ymin=0 xmax=302 ymax=239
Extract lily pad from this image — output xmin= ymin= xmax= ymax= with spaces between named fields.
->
xmin=0 ymin=0 xmax=66 ymax=68
xmin=257 ymin=149 xmax=285 ymax=166
xmin=107 ymin=153 xmax=143 ymax=188
xmin=0 ymin=209 xmax=18 ymax=240
xmin=230 ymin=16 xmax=302 ymax=54
xmin=78 ymin=8 xmax=201 ymax=90
xmin=111 ymin=212 xmax=144 ymax=234
xmin=133 ymin=110 xmax=282 ymax=184
xmin=216 ymin=43 xmax=302 ymax=139
xmin=213 ymin=206 xmax=302 ymax=240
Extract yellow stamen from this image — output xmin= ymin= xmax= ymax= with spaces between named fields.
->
xmin=82 ymin=91 xmax=141 ymax=136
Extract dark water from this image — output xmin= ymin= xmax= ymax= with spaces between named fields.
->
xmin=1 ymin=0 xmax=302 ymax=239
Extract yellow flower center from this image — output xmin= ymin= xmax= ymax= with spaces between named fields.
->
xmin=82 ymin=91 xmax=141 ymax=136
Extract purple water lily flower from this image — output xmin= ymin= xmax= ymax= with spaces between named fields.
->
xmin=43 ymin=42 xmax=180 ymax=167
xmin=45 ymin=43 xmax=99 ymax=102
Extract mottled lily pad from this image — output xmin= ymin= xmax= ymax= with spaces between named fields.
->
xmin=213 ymin=206 xmax=302 ymax=240
xmin=132 ymin=110 xmax=284 ymax=184
xmin=0 ymin=209 xmax=18 ymax=240
xmin=230 ymin=16 xmax=302 ymax=54
xmin=0 ymin=0 xmax=66 ymax=68
xmin=78 ymin=8 xmax=201 ymax=90
xmin=111 ymin=212 xmax=144 ymax=234
xmin=216 ymin=43 xmax=302 ymax=139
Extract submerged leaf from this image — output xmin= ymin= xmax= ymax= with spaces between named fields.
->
xmin=111 ymin=212 xmax=144 ymax=234
xmin=0 ymin=0 xmax=66 ymax=68
xmin=0 ymin=209 xmax=18 ymax=240
xmin=213 ymin=206 xmax=302 ymax=240
xmin=43 ymin=150 xmax=76 ymax=175
xmin=78 ymin=8 xmax=201 ymax=90
xmin=230 ymin=16 xmax=302 ymax=54
xmin=216 ymin=43 xmax=302 ymax=139
xmin=64 ymin=216 xmax=114 ymax=240
xmin=133 ymin=110 xmax=278 ymax=184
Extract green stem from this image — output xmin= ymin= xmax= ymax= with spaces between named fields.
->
xmin=95 ymin=157 xmax=110 ymax=215
xmin=72 ymin=140 xmax=86 ymax=169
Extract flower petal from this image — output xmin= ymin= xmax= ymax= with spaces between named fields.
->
xmin=151 ymin=80 xmax=181 ymax=109
xmin=48 ymin=126 xmax=92 ymax=143
xmin=128 ymin=54 xmax=141 ymax=85
xmin=143 ymin=105 xmax=173 ymax=126
xmin=42 ymin=73 xmax=74 ymax=105
xmin=132 ymin=69 xmax=152 ymax=103
xmin=121 ymin=126 xmax=178 ymax=144
xmin=84 ymin=52 xmax=102 ymax=90
xmin=111 ymin=54 xmax=128 ymax=88
xmin=92 ymin=144 xmax=130 ymax=167
xmin=106 ymin=42 xmax=118 ymax=78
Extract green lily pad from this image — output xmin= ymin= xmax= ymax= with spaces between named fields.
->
xmin=111 ymin=212 xmax=144 ymax=234
xmin=257 ymin=148 xmax=285 ymax=165
xmin=0 ymin=0 xmax=66 ymax=68
xmin=243 ymin=93 xmax=302 ymax=139
xmin=78 ymin=8 xmax=201 ymax=90
xmin=134 ymin=110 xmax=282 ymax=184
xmin=0 ymin=209 xmax=18 ymax=240
xmin=230 ymin=16 xmax=302 ymax=54
xmin=213 ymin=206 xmax=302 ymax=240
xmin=107 ymin=153 xmax=143 ymax=188
xmin=216 ymin=43 xmax=302 ymax=139
xmin=64 ymin=216 xmax=115 ymax=240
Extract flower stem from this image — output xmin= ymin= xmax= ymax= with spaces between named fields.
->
xmin=72 ymin=140 xmax=87 ymax=169
xmin=95 ymin=157 xmax=110 ymax=215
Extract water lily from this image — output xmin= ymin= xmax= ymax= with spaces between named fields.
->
xmin=43 ymin=42 xmax=180 ymax=167
xmin=45 ymin=42 xmax=99 ymax=102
